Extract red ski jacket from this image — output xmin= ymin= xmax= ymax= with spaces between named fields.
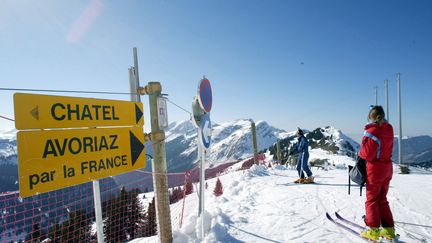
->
xmin=359 ymin=122 xmax=394 ymax=176
xmin=359 ymin=121 xmax=395 ymax=228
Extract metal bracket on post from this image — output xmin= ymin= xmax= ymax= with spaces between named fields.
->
xmin=138 ymin=86 xmax=148 ymax=95
xmin=138 ymin=82 xmax=162 ymax=96
xmin=151 ymin=131 xmax=165 ymax=142
xmin=144 ymin=133 xmax=152 ymax=142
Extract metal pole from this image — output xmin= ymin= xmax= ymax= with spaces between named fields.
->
xmin=375 ymin=86 xmax=378 ymax=106
xmin=92 ymin=180 xmax=104 ymax=243
xmin=93 ymin=48 xmax=140 ymax=242
xmin=199 ymin=143 xmax=205 ymax=240
xmin=148 ymin=82 xmax=173 ymax=243
xmin=197 ymin=128 xmax=202 ymax=215
xmin=397 ymin=73 xmax=402 ymax=165
xmin=251 ymin=122 xmax=259 ymax=165
xmin=133 ymin=47 xmax=141 ymax=102
xmin=129 ymin=68 xmax=137 ymax=101
xmin=385 ymin=79 xmax=389 ymax=121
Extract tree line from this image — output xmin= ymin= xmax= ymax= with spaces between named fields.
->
xmin=24 ymin=177 xmax=224 ymax=242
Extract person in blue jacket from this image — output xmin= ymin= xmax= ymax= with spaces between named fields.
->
xmin=292 ymin=128 xmax=314 ymax=183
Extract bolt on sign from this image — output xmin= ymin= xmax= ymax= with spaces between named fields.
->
xmin=17 ymin=126 xmax=145 ymax=198
xmin=14 ymin=93 xmax=144 ymax=129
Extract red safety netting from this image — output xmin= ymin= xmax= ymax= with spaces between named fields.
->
xmin=0 ymin=159 xmax=243 ymax=242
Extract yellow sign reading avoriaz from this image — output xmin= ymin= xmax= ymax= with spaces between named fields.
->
xmin=14 ymin=93 xmax=144 ymax=130
xmin=17 ymin=126 xmax=146 ymax=198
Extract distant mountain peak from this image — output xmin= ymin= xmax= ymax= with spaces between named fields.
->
xmin=156 ymin=119 xmax=287 ymax=172
xmin=266 ymin=126 xmax=360 ymax=163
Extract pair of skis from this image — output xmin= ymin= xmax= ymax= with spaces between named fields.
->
xmin=326 ymin=212 xmax=367 ymax=240
xmin=326 ymin=212 xmax=399 ymax=242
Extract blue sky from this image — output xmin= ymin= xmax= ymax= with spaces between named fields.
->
xmin=1 ymin=0 xmax=431 ymax=142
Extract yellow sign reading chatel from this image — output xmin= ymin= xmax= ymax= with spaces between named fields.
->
xmin=14 ymin=93 xmax=144 ymax=130
xmin=17 ymin=126 xmax=146 ymax=198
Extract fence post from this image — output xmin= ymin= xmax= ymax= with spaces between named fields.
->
xmin=251 ymin=121 xmax=259 ymax=165
xmin=92 ymin=180 xmax=104 ymax=243
xmin=147 ymin=82 xmax=173 ymax=243
xmin=131 ymin=48 xmax=172 ymax=241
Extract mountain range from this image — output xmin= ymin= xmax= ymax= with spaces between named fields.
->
xmin=1 ymin=120 xmax=432 ymax=193
xmin=0 ymin=138 xmax=18 ymax=192
xmin=393 ymin=136 xmax=432 ymax=164
xmin=162 ymin=119 xmax=288 ymax=172
xmin=265 ymin=126 xmax=360 ymax=166
xmin=1 ymin=120 xmax=431 ymax=241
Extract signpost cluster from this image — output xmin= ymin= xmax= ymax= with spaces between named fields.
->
xmin=12 ymin=48 xmax=174 ymax=243
xmin=192 ymin=77 xmax=213 ymax=240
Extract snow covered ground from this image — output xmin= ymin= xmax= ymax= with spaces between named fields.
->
xmin=133 ymin=152 xmax=432 ymax=243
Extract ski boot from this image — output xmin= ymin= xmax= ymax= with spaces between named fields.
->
xmin=380 ymin=227 xmax=396 ymax=240
xmin=294 ymin=178 xmax=305 ymax=183
xmin=360 ymin=227 xmax=380 ymax=241
xmin=304 ymin=176 xmax=314 ymax=184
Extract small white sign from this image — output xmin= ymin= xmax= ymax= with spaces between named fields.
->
xmin=199 ymin=114 xmax=212 ymax=149
xmin=157 ymin=97 xmax=168 ymax=129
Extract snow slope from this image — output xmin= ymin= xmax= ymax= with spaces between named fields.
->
xmin=134 ymin=151 xmax=432 ymax=243
xmin=131 ymin=148 xmax=432 ymax=243
xmin=171 ymin=166 xmax=432 ymax=242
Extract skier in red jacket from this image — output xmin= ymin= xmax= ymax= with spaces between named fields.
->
xmin=359 ymin=106 xmax=395 ymax=241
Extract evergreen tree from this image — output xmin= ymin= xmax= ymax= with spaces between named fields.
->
xmin=126 ymin=188 xmax=145 ymax=239
xmin=214 ymin=178 xmax=223 ymax=197
xmin=104 ymin=190 xmax=124 ymax=242
xmin=143 ymin=197 xmax=157 ymax=236
xmin=104 ymin=187 xmax=145 ymax=241
xmin=169 ymin=188 xmax=175 ymax=204
xmin=169 ymin=187 xmax=185 ymax=204
xmin=240 ymin=158 xmax=255 ymax=170
xmin=48 ymin=221 xmax=61 ymax=242
xmin=25 ymin=222 xmax=44 ymax=242
xmin=49 ymin=210 xmax=91 ymax=243
xmin=175 ymin=187 xmax=184 ymax=201
xmin=185 ymin=181 xmax=193 ymax=195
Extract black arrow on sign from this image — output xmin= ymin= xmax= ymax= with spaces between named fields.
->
xmin=129 ymin=131 xmax=144 ymax=166
xmin=135 ymin=104 xmax=143 ymax=124
xmin=30 ymin=106 xmax=39 ymax=120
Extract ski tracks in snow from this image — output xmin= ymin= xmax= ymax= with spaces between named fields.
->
xmin=171 ymin=165 xmax=432 ymax=243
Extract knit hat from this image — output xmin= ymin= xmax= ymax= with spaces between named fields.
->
xmin=297 ymin=127 xmax=304 ymax=136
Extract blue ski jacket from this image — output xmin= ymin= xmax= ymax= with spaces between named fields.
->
xmin=294 ymin=135 xmax=309 ymax=155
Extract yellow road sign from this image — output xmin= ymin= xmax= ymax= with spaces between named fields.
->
xmin=17 ymin=126 xmax=146 ymax=198
xmin=14 ymin=93 xmax=144 ymax=130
